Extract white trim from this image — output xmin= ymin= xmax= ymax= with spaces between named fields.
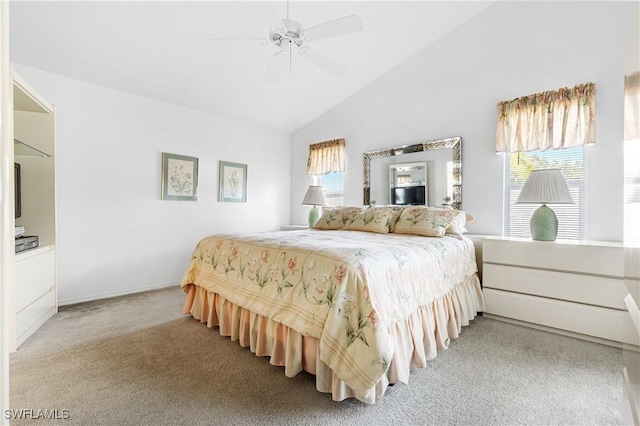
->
xmin=58 ymin=282 xmax=180 ymax=307
xmin=0 ymin=1 xmax=11 ymax=422
xmin=483 ymin=314 xmax=627 ymax=349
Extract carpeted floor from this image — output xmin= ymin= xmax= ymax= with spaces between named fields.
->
xmin=9 ymin=286 xmax=624 ymax=425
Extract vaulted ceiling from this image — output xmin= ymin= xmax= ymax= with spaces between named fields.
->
xmin=10 ymin=1 xmax=495 ymax=132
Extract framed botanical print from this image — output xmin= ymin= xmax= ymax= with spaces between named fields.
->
xmin=219 ymin=161 xmax=247 ymax=203
xmin=161 ymin=152 xmax=198 ymax=201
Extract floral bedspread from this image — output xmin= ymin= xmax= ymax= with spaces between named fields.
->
xmin=181 ymin=229 xmax=477 ymax=398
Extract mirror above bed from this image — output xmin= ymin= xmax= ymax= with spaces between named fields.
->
xmin=363 ymin=136 xmax=462 ymax=210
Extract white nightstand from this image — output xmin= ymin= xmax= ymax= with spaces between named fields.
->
xmin=482 ymin=236 xmax=637 ymax=347
xmin=463 ymin=234 xmax=496 ymax=281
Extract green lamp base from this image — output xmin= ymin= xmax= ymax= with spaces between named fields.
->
xmin=308 ymin=205 xmax=321 ymax=228
xmin=530 ymin=204 xmax=558 ymax=241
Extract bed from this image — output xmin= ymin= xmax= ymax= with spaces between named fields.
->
xmin=181 ymin=207 xmax=485 ymax=404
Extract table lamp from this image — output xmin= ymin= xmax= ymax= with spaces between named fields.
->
xmin=516 ymin=169 xmax=574 ymax=241
xmin=302 ymin=186 xmax=326 ymax=228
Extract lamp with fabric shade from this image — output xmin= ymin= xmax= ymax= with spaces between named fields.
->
xmin=516 ymin=169 xmax=574 ymax=241
xmin=302 ymin=186 xmax=326 ymax=228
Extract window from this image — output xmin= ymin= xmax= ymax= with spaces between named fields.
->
xmin=306 ymin=138 xmax=346 ymax=208
xmin=504 ymin=147 xmax=586 ymax=240
xmin=625 ymin=139 xmax=640 ymax=246
xmin=624 ymin=72 xmax=640 ymax=246
xmin=322 ymin=172 xmax=344 ymax=207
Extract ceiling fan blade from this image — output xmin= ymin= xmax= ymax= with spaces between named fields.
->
xmin=255 ymin=2 xmax=285 ymax=29
xmin=302 ymin=14 xmax=363 ymax=42
xmin=282 ymin=18 xmax=303 ymax=33
xmin=264 ymin=50 xmax=287 ymax=82
xmin=204 ymin=37 xmax=269 ymax=44
xmin=299 ymin=47 xmax=346 ymax=77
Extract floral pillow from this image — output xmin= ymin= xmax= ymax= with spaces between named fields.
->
xmin=313 ymin=207 xmax=360 ymax=230
xmin=368 ymin=206 xmax=404 ymax=232
xmin=343 ymin=208 xmax=392 ymax=234
xmin=393 ymin=206 xmax=459 ymax=237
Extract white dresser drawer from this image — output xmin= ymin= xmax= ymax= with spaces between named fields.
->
xmin=15 ymin=268 xmax=55 ymax=313
xmin=484 ymin=238 xmax=624 ymax=277
xmin=483 ymin=263 xmax=627 ymax=310
xmin=15 ymin=247 xmax=55 ymax=313
xmin=484 ymin=288 xmax=632 ymax=344
xmin=16 ymin=289 xmax=56 ymax=343
xmin=15 ymin=247 xmax=54 ymax=282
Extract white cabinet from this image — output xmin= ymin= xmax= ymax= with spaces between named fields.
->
xmin=9 ymin=70 xmax=56 ymax=351
xmin=482 ymin=237 xmax=637 ymax=347
xmin=15 ymin=246 xmax=56 ymax=346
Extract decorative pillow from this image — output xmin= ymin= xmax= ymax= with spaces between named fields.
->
xmin=445 ymin=209 xmax=468 ymax=235
xmin=369 ymin=206 xmax=404 ymax=232
xmin=343 ymin=208 xmax=392 ymax=234
xmin=393 ymin=206 xmax=459 ymax=237
xmin=313 ymin=207 xmax=360 ymax=230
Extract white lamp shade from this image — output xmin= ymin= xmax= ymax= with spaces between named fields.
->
xmin=516 ymin=169 xmax=574 ymax=204
xmin=302 ymin=186 xmax=326 ymax=206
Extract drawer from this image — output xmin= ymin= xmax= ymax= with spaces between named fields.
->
xmin=483 ymin=264 xmax=627 ymax=310
xmin=16 ymin=289 xmax=55 ymax=342
xmin=15 ymin=248 xmax=55 ymax=313
xmin=626 ymin=247 xmax=640 ymax=280
xmin=15 ymin=248 xmax=54 ymax=283
xmin=15 ymin=266 xmax=55 ymax=313
xmin=484 ymin=238 xmax=623 ymax=277
xmin=483 ymin=288 xmax=635 ymax=344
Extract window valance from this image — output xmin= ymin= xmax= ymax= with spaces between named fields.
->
xmin=306 ymin=138 xmax=345 ymax=175
xmin=495 ymin=83 xmax=596 ymax=153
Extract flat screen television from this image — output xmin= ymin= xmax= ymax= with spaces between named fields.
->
xmin=391 ymin=185 xmax=425 ymax=205
xmin=15 ymin=162 xmax=21 ymax=219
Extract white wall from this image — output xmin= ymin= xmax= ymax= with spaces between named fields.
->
xmin=14 ymin=64 xmax=291 ymax=305
xmin=291 ymin=1 xmax=636 ymax=242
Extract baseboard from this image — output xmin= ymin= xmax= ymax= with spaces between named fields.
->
xmin=58 ymin=282 xmax=180 ymax=307
xmin=483 ymin=313 xmax=630 ymax=349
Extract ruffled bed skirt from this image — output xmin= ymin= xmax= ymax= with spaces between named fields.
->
xmin=182 ymin=274 xmax=485 ymax=404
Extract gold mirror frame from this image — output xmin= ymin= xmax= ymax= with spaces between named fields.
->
xmin=363 ymin=136 xmax=462 ymax=210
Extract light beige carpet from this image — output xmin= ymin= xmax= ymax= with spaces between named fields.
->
xmin=9 ymin=286 xmax=624 ymax=425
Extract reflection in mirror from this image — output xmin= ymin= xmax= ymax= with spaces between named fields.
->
xmin=363 ymin=137 xmax=461 ymax=209
xmin=389 ymin=162 xmax=427 ymax=205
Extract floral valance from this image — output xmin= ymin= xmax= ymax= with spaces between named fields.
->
xmin=495 ymin=83 xmax=596 ymax=153
xmin=625 ymin=72 xmax=639 ymax=141
xmin=306 ymin=138 xmax=345 ymax=175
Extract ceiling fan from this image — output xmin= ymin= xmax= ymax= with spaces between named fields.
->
xmin=207 ymin=2 xmax=363 ymax=82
